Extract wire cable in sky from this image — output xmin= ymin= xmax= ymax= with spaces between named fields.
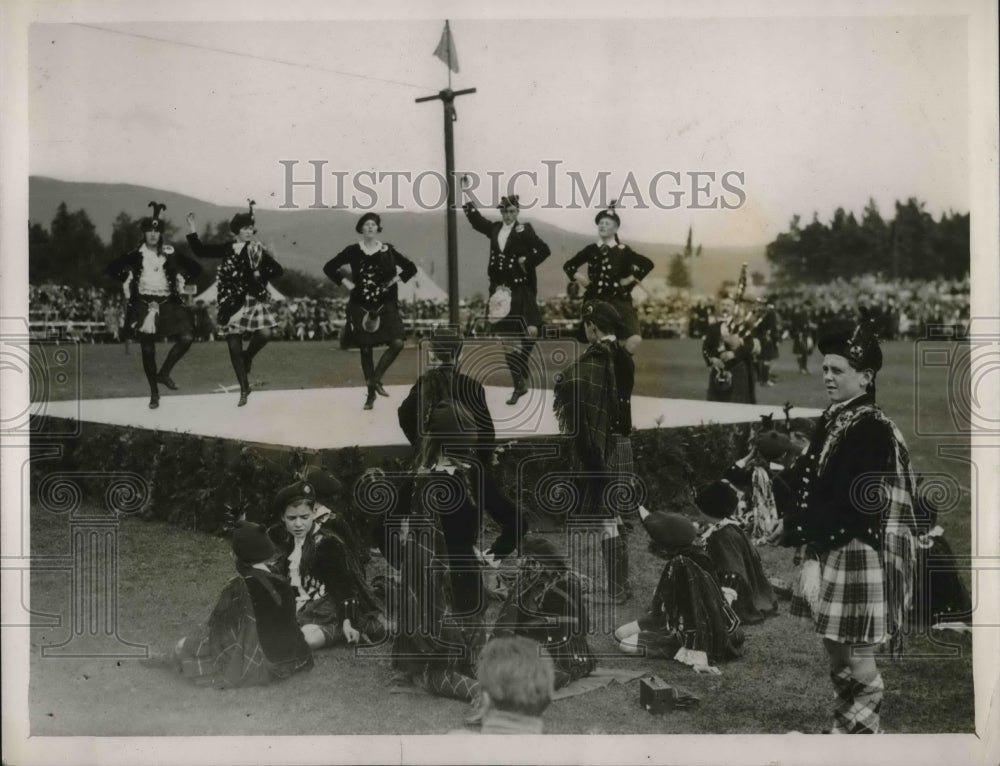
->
xmin=72 ymin=23 xmax=434 ymax=91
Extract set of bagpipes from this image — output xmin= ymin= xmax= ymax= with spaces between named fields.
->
xmin=720 ymin=403 xmax=804 ymax=546
xmin=710 ymin=262 xmax=769 ymax=390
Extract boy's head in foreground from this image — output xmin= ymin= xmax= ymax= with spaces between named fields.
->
xmin=477 ymin=636 xmax=555 ymax=719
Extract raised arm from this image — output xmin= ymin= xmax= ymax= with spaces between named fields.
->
xmin=462 ymin=201 xmax=494 ymax=237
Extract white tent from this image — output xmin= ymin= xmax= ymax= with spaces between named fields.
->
xmin=397 ymin=266 xmax=447 ymax=303
xmin=194 ymin=281 xmax=286 ymax=303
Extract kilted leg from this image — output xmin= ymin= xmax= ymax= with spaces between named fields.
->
xmin=243 ymin=328 xmax=272 ymax=374
xmin=830 ymin=666 xmax=853 ymax=733
xmin=226 ymin=335 xmax=250 ymax=403
xmin=139 ymin=337 xmax=159 ymax=406
xmin=158 ymin=334 xmax=193 ymax=386
xmin=359 ymin=346 xmax=375 ymax=384
xmin=420 ymin=665 xmax=481 ymax=702
xmin=839 ymin=672 xmax=883 ymax=734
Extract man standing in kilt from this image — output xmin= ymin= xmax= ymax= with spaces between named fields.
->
xmin=768 ymin=319 xmax=917 ymax=734
xmin=462 ymin=195 xmax=551 ymax=405
xmin=562 ymin=201 xmax=654 ymax=356
xmin=553 ymin=301 xmax=636 ymax=606
xmin=186 ymin=202 xmax=284 ymax=407
xmin=324 ymin=213 xmax=417 ymax=411
xmin=105 ymin=202 xmax=201 ymax=409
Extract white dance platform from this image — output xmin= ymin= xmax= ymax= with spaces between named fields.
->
xmin=40 ymin=386 xmax=823 ymax=451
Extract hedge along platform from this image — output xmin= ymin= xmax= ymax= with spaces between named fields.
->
xmin=38 ymin=385 xmax=824 ymax=450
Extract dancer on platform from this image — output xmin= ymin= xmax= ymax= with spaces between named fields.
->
xmin=324 ymin=213 xmax=417 ymax=411
xmin=767 ymin=319 xmax=917 ymax=734
xmin=105 ymin=202 xmax=201 ymax=409
xmin=186 ymin=202 xmax=284 ymax=407
xmin=462 ymin=195 xmax=551 ymax=404
xmin=562 ymin=201 xmax=653 ymax=355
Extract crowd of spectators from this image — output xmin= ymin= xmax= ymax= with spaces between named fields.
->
xmin=27 ymin=274 xmax=970 ymax=345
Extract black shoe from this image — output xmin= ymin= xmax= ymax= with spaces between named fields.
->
xmin=238 ymin=388 xmax=250 ymax=407
xmin=506 ymin=384 xmax=529 ymax=405
xmin=363 ymin=394 xmax=375 ymax=410
xmin=156 ymin=373 xmax=178 ymax=391
xmin=374 ymin=382 xmax=389 ymax=397
xmin=149 ymin=396 xmax=160 ymax=409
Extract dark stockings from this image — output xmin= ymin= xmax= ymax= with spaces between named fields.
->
xmin=368 ymin=339 xmax=404 ymax=388
xmin=140 ymin=338 xmax=158 ymax=398
xmin=505 ymin=337 xmax=537 ymax=388
xmin=158 ymin=334 xmax=193 ymax=378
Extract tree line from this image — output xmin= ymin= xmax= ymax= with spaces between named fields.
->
xmin=28 ymin=202 xmax=339 ymax=299
xmin=765 ymin=197 xmax=969 ymax=284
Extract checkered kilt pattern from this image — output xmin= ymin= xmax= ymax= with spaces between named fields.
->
xmin=790 ymin=538 xmax=887 ymax=644
xmin=225 ymin=294 xmax=278 ymax=335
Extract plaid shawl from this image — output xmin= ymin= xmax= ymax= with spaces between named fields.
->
xmin=553 ymin=340 xmax=618 ymax=472
xmin=814 ymin=401 xmax=919 ymax=657
xmin=494 ymin=566 xmax=597 ymax=681
xmin=389 ymin=472 xmax=480 ymax=676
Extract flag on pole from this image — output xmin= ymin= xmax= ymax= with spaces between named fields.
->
xmin=684 ymin=225 xmax=693 ymax=257
xmin=695 ymin=243 xmax=703 ymax=257
xmin=434 ymin=20 xmax=460 ymax=73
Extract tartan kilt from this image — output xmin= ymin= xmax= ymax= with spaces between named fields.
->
xmin=790 ymin=538 xmax=888 ymax=644
xmin=578 ymin=434 xmax=637 ymax=520
xmin=489 ymin=285 xmax=543 ymax=336
xmin=604 ymin=296 xmax=641 ymax=338
xmin=342 ymin=300 xmax=406 ymax=348
xmin=224 ymin=294 xmax=278 ymax=336
xmin=296 ymin=597 xmax=342 ymax=644
xmin=126 ymin=296 xmax=193 ymax=338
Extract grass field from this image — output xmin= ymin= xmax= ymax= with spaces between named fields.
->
xmin=25 ymin=337 xmax=976 ymax=735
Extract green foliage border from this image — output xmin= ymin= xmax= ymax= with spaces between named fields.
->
xmin=29 ymin=414 xmax=816 ymax=535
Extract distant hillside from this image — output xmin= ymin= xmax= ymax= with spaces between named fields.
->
xmin=29 ymin=177 xmax=769 ymax=297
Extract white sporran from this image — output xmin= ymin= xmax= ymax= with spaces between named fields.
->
xmin=487 ymin=286 xmax=512 ymax=322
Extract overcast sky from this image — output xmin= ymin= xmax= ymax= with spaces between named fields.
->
xmin=26 ymin=9 xmax=971 ymax=247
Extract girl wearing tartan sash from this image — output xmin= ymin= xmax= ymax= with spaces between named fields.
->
xmin=174 ymin=522 xmax=313 ymax=688
xmin=553 ymin=301 xmax=636 ymax=605
xmin=768 ymin=320 xmax=917 ymax=734
xmin=185 ymin=202 xmax=284 ymax=407
xmin=384 ymin=401 xmax=485 ymax=703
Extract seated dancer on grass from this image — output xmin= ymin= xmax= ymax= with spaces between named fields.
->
xmin=692 ymin=481 xmax=778 ymax=625
xmin=397 ymin=326 xmax=523 ymax=562
xmin=174 ymin=522 xmax=313 ymax=688
xmin=492 ymin=537 xmax=596 ymax=691
xmin=383 ymin=402 xmax=487 ymax=704
xmin=185 ymin=202 xmax=284 ymax=407
xmin=615 ymin=510 xmax=745 ymax=666
xmin=266 ymin=480 xmax=386 ymax=650
xmin=104 ymin=202 xmax=201 ymax=409
xmin=323 ymin=213 xmax=417 ymax=411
